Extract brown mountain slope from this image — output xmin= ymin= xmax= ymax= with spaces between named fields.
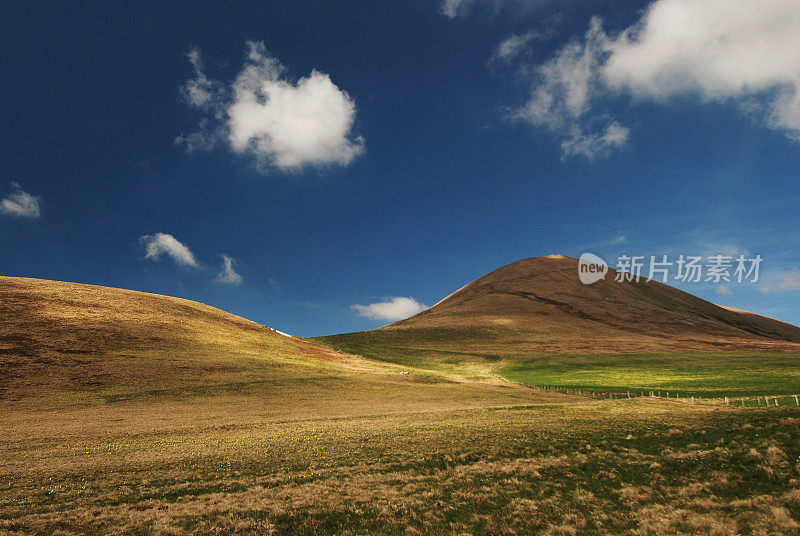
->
xmin=0 ymin=276 xmax=369 ymax=398
xmin=0 ymin=276 xmax=562 ymax=409
xmin=317 ymin=255 xmax=800 ymax=358
xmin=394 ymin=255 xmax=800 ymax=345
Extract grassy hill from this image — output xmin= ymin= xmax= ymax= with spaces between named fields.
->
xmin=1 ymin=274 xmax=799 ymax=535
xmin=314 ymin=256 xmax=800 ymax=395
xmin=0 ymin=275 xmax=565 ymax=410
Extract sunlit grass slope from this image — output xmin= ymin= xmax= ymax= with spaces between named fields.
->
xmin=314 ymin=330 xmax=800 ymax=397
xmin=497 ymin=351 xmax=800 ymax=397
xmin=0 ymin=276 xmax=567 ymax=410
xmin=0 ymin=275 xmax=361 ymax=402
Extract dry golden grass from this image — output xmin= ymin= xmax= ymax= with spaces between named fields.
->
xmin=3 ymin=274 xmax=800 ymax=535
xmin=1 ymin=398 xmax=799 ymax=535
xmin=0 ymin=276 xmax=359 ymax=401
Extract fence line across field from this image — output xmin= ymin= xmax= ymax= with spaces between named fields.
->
xmin=525 ymin=384 xmax=800 ymax=407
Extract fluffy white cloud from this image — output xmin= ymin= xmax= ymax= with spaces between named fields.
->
xmin=0 ymin=182 xmax=40 ymax=218
xmin=178 ymin=42 xmax=364 ymax=171
xmin=512 ymin=0 xmax=800 ymax=157
xmin=603 ymin=0 xmax=800 ymax=138
xmin=215 ymin=255 xmax=243 ymax=285
xmin=351 ymin=297 xmax=428 ymax=321
xmin=139 ymin=233 xmax=199 ymax=267
xmin=716 ymin=285 xmax=732 ymax=296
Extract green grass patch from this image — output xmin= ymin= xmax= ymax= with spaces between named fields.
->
xmin=497 ymin=351 xmax=800 ymax=397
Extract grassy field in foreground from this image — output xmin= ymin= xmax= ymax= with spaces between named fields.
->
xmin=1 ymin=397 xmax=799 ymax=535
xmin=497 ymin=352 xmax=800 ymax=398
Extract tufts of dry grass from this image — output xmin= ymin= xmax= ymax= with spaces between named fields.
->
xmin=1 ymin=399 xmax=799 ymax=535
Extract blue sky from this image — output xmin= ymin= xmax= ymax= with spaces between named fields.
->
xmin=2 ymin=0 xmax=799 ymax=336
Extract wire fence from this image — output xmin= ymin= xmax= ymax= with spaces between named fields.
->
xmin=523 ymin=383 xmax=800 ymax=407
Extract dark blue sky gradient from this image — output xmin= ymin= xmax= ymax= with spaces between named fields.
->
xmin=2 ymin=1 xmax=798 ymax=336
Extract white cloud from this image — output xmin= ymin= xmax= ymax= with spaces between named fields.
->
xmin=180 ymin=48 xmax=224 ymax=112
xmin=780 ymin=269 xmax=800 ymax=290
xmin=513 ymin=18 xmax=624 ymax=159
xmin=440 ymin=0 xmax=554 ymax=19
xmin=716 ymin=285 xmax=732 ymax=296
xmin=139 ymin=233 xmax=199 ymax=267
xmin=516 ymin=20 xmax=604 ymax=129
xmin=178 ymin=42 xmax=364 ymax=172
xmin=560 ymin=122 xmax=629 ymax=159
xmin=758 ymin=267 xmax=800 ymax=293
xmin=490 ymin=31 xmax=541 ymax=64
xmin=612 ymin=231 xmax=627 ymax=245
xmin=603 ymin=0 xmax=800 ymax=139
xmin=215 ymin=255 xmax=243 ymax=285
xmin=511 ymin=0 xmax=800 ymax=157
xmin=0 ymin=182 xmax=40 ymax=218
xmin=351 ymin=297 xmax=429 ymax=321
xmin=440 ymin=0 xmax=474 ymax=18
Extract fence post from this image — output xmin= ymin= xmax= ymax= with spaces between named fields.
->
xmin=795 ymin=395 xmax=799 ymax=406
xmin=725 ymin=397 xmax=729 ymax=405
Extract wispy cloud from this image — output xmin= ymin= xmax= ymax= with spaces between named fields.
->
xmin=490 ymin=31 xmax=541 ymax=65
xmin=178 ymin=42 xmax=364 ymax=172
xmin=611 ymin=231 xmax=627 ymax=245
xmin=0 ymin=182 xmax=40 ymax=219
xmin=758 ymin=267 xmax=800 ymax=293
xmin=139 ymin=233 xmax=199 ymax=267
xmin=506 ymin=0 xmax=800 ymax=158
xmin=440 ymin=0 xmax=474 ymax=18
xmin=215 ymin=254 xmax=243 ymax=285
xmin=440 ymin=0 xmax=555 ymax=19
xmin=560 ymin=122 xmax=629 ymax=160
xmin=351 ymin=297 xmax=428 ymax=321
xmin=512 ymin=18 xmax=627 ymax=160
xmin=180 ymin=49 xmax=224 ymax=111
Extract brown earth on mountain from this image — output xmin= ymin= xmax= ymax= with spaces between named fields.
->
xmin=321 ymin=255 xmax=800 ymax=357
